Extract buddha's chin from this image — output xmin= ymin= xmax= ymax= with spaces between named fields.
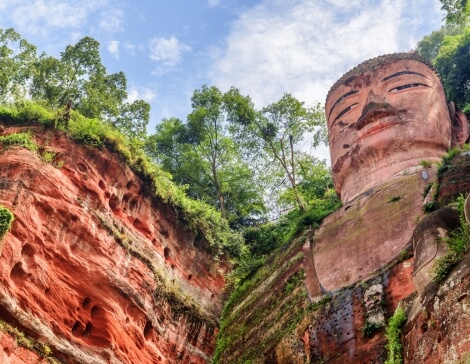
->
xmin=333 ymin=141 xmax=449 ymax=203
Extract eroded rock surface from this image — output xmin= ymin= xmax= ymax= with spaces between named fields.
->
xmin=306 ymin=167 xmax=433 ymax=294
xmin=0 ymin=126 xmax=228 ymax=363
xmin=404 ymin=257 xmax=470 ymax=363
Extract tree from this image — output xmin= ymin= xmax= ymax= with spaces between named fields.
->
xmin=30 ymin=37 xmax=103 ymax=109
xmin=440 ymin=0 xmax=470 ymax=25
xmin=416 ymin=24 xmax=462 ymax=63
xmin=0 ymin=28 xmax=37 ymax=101
xmin=230 ymin=93 xmax=326 ymax=212
xmin=416 ymin=4 xmax=470 ymax=113
xmin=25 ymin=34 xmax=150 ymax=137
xmin=435 ymin=29 xmax=470 ymax=113
xmin=113 ymin=100 xmax=150 ymax=143
xmin=146 ymin=86 xmax=265 ymax=227
xmin=278 ymin=154 xmax=334 ymax=208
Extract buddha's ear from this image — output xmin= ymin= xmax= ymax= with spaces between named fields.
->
xmin=449 ymin=101 xmax=470 ymax=147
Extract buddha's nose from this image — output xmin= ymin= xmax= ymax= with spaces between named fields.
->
xmin=365 ymin=90 xmax=387 ymax=104
xmin=360 ymin=90 xmax=391 ymax=115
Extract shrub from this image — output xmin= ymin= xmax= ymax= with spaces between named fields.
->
xmin=363 ymin=321 xmax=384 ymax=338
xmin=385 ymin=308 xmax=407 ymax=364
xmin=0 ymin=132 xmax=38 ymax=151
xmin=419 ymin=160 xmax=432 ymax=168
xmin=0 ymin=205 xmax=14 ymax=239
xmin=431 ymin=194 xmax=470 ymax=281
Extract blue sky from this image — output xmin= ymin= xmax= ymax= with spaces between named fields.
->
xmin=0 ymin=0 xmax=444 ymax=160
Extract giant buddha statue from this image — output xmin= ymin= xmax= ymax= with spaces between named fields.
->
xmin=304 ymin=53 xmax=469 ymax=298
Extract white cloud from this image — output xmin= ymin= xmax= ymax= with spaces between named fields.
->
xmin=1 ymin=0 xmax=108 ymax=36
xmin=208 ymin=0 xmax=444 ymax=162
xmin=99 ymin=8 xmax=124 ymax=32
xmin=107 ymin=40 xmax=120 ymax=59
xmin=127 ymin=87 xmax=156 ymax=103
xmin=149 ymin=36 xmax=191 ymax=66
xmin=149 ymin=36 xmax=191 ymax=74
xmin=209 ymin=0 xmax=444 ymax=110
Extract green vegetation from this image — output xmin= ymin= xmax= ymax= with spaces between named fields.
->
xmin=145 ymin=86 xmax=265 ymax=228
xmin=419 ymin=160 xmax=432 ymax=168
xmin=0 ymin=131 xmax=37 ymax=151
xmin=417 ymin=2 xmax=470 ymax=114
xmin=212 ymin=194 xmax=339 ymax=363
xmin=423 ymin=182 xmax=434 ymax=198
xmin=388 ymin=196 xmax=401 ymax=203
xmin=0 ymin=320 xmax=59 ymax=363
xmin=432 ymin=194 xmax=470 ymax=281
xmin=0 ymin=27 xmax=332 ymax=232
xmin=0 ymin=205 xmax=14 ymax=239
xmin=0 ymin=102 xmax=242 ymax=257
xmin=230 ymin=93 xmax=327 ymax=213
xmin=437 ymin=147 xmax=461 ymax=175
xmin=440 ymin=0 xmax=470 ymax=25
xmin=363 ymin=321 xmax=384 ymax=338
xmin=385 ymin=308 xmax=407 ymax=364
xmin=234 ymin=194 xmax=340 ymax=283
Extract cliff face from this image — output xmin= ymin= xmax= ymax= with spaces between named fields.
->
xmin=0 ymin=126 xmax=228 ymax=364
xmin=215 ymin=152 xmax=470 ymax=364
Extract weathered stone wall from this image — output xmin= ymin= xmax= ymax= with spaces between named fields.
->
xmin=217 ymin=151 xmax=470 ymax=363
xmin=0 ymin=126 xmax=228 ymax=363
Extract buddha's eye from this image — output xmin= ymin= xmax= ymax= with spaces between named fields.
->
xmin=333 ymin=103 xmax=358 ymax=124
xmin=389 ymin=83 xmax=427 ymax=92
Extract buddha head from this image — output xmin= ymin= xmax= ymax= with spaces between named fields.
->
xmin=326 ymin=53 xmax=469 ymax=203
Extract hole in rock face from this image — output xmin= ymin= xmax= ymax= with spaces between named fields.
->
xmin=130 ymin=199 xmax=138 ymax=211
xmin=164 ymin=247 xmax=170 ymax=260
xmin=160 ymin=229 xmax=169 ymax=239
xmin=77 ymin=163 xmax=87 ymax=173
xmin=134 ymin=218 xmax=149 ymax=234
xmin=91 ymin=305 xmax=104 ymax=319
xmin=188 ymin=274 xmax=193 ymax=281
xmin=421 ymin=322 xmax=428 ymax=333
xmin=458 ymin=293 xmax=468 ymax=302
xmin=126 ymin=317 xmax=130 ymax=324
xmin=83 ymin=322 xmax=92 ymax=336
xmin=3 ymin=347 xmax=11 ymax=356
xmin=194 ymin=232 xmax=204 ymax=249
xmin=71 ymin=321 xmax=82 ymax=336
xmin=82 ymin=297 xmax=91 ymax=309
xmin=98 ymin=180 xmax=106 ymax=190
xmin=105 ymin=191 xmax=110 ymax=198
xmin=126 ymin=181 xmax=137 ymax=190
xmin=21 ymin=244 xmax=35 ymax=257
xmin=10 ymin=262 xmax=27 ymax=282
xmin=109 ymin=194 xmax=120 ymax=212
xmin=143 ymin=320 xmax=153 ymax=340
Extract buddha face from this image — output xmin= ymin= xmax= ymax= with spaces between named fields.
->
xmin=326 ymin=59 xmax=452 ymax=202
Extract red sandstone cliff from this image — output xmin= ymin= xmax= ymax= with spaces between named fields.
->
xmin=215 ymin=152 xmax=470 ymax=363
xmin=0 ymin=125 xmax=228 ymax=364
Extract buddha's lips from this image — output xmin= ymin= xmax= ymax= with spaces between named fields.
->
xmin=358 ymin=119 xmax=401 ymax=139
xmin=356 ymin=103 xmax=399 ymax=139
